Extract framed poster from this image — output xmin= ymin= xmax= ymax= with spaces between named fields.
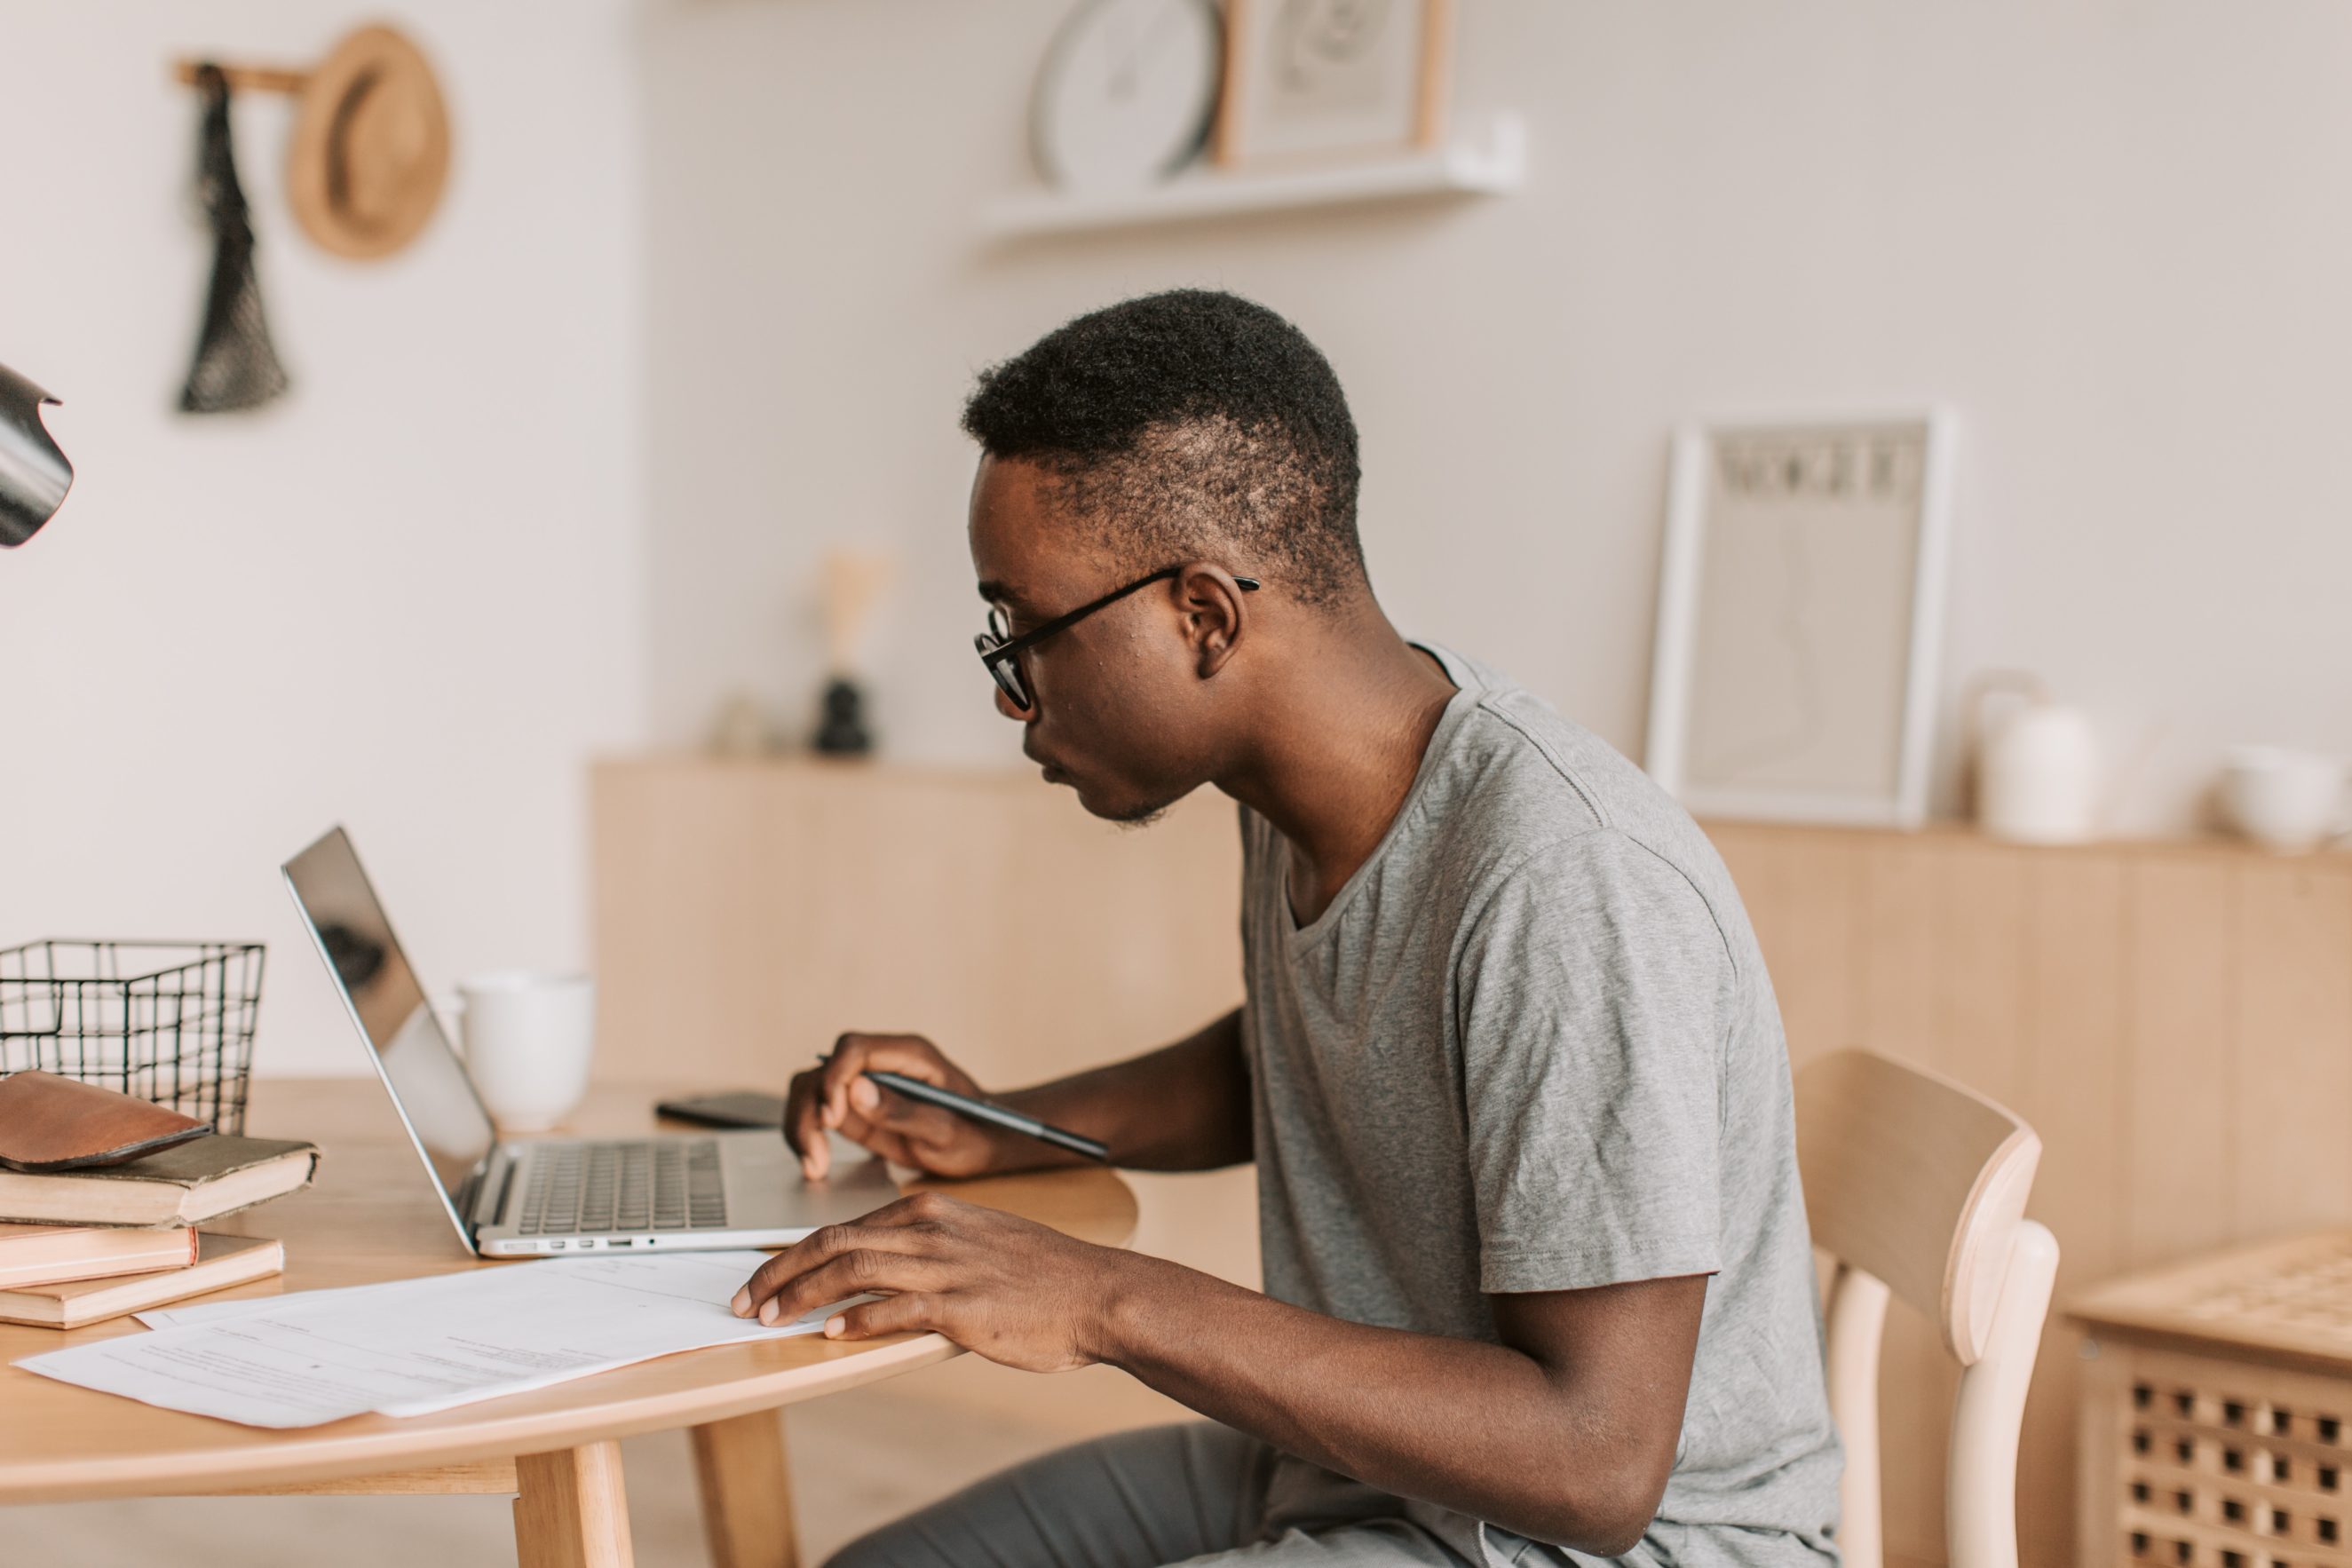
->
xmin=1645 ymin=410 xmax=1957 ymax=828
xmin=1213 ymin=0 xmax=1453 ymax=167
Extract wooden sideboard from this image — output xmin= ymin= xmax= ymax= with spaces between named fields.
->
xmin=589 ymin=755 xmax=1256 ymax=1343
xmin=1710 ymin=820 xmax=2352 ymax=1565
xmin=591 ymin=756 xmax=2352 ymax=1568
xmin=590 ymin=756 xmax=1245 ymax=1091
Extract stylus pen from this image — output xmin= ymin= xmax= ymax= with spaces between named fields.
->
xmin=861 ymin=1070 xmax=1110 ymax=1163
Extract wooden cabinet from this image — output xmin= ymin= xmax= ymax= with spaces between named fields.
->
xmin=590 ymin=756 xmax=1244 ymax=1092
xmin=1709 ymin=821 xmax=2352 ymax=1567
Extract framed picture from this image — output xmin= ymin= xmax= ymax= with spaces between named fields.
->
xmin=1213 ymin=0 xmax=1453 ymax=168
xmin=1644 ymin=410 xmax=1957 ymax=828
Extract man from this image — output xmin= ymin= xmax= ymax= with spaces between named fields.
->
xmin=733 ymin=290 xmax=1841 ymax=1567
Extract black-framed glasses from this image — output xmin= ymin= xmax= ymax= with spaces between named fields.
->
xmin=974 ymin=564 xmax=1261 ymax=712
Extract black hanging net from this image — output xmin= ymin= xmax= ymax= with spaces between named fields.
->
xmin=180 ymin=63 xmax=289 ymax=415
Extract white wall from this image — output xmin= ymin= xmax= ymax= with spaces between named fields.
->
xmin=0 ymin=2 xmax=646 ymax=1076
xmin=639 ymin=0 xmax=2352 ymax=835
xmin=5 ymin=0 xmax=2343 ymax=1090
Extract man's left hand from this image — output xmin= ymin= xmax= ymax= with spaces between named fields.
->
xmin=729 ymin=1189 xmax=1126 ymax=1373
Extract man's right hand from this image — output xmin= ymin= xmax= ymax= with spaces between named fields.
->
xmin=786 ymin=1032 xmax=1001 ymax=1181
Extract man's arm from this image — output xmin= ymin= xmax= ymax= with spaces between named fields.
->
xmin=1000 ymin=1007 xmax=1251 ymax=1170
xmin=731 ymin=1194 xmax=1706 ymax=1557
xmin=785 ymin=1008 xmax=1248 ymax=1178
xmin=1104 ymin=1255 xmax=1704 ymax=1554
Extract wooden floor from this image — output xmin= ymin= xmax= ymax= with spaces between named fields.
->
xmin=4 ymin=1357 xmax=1192 ymax=1567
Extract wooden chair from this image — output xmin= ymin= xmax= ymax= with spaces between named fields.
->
xmin=1795 ymin=1049 xmax=2062 ymax=1568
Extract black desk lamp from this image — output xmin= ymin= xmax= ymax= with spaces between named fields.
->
xmin=0 ymin=362 xmax=73 ymax=549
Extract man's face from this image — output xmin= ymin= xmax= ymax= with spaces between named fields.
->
xmin=968 ymin=455 xmax=1217 ymax=823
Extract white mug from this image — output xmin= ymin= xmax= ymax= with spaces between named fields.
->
xmin=2219 ymin=745 xmax=2348 ymax=854
xmin=454 ymin=971 xmax=596 ymax=1132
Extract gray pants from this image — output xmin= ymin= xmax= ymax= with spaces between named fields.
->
xmin=825 ymin=1422 xmax=1554 ymax=1567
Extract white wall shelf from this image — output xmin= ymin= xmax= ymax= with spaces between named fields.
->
xmin=981 ymin=114 xmax=1525 ymax=241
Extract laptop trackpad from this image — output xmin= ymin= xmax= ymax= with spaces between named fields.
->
xmin=724 ymin=1130 xmax=902 ymax=1229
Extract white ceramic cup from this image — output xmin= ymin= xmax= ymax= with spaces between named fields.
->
xmin=2219 ymin=745 xmax=2348 ymax=854
xmin=455 ymin=971 xmax=596 ymax=1132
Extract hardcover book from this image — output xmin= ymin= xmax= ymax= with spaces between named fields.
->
xmin=0 ymin=1136 xmax=319 ymax=1228
xmin=0 ymin=1222 xmax=196 ymax=1288
xmin=0 ymin=1233 xmax=285 ymax=1329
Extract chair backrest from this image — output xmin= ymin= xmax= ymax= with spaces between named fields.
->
xmin=1794 ymin=1049 xmax=2061 ymax=1568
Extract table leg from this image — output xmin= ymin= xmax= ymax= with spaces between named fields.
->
xmin=514 ymin=1441 xmax=636 ymax=1568
xmin=691 ymin=1408 xmax=799 ymax=1568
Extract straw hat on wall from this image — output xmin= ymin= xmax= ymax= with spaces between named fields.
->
xmin=286 ymin=25 xmax=450 ymax=260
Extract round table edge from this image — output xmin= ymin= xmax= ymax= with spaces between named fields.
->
xmin=2 ymin=1162 xmax=1139 ymax=1501
xmin=4 ymin=1327 xmax=967 ymax=1501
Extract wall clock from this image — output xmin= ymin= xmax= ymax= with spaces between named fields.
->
xmin=1032 ymin=0 xmax=1224 ymax=194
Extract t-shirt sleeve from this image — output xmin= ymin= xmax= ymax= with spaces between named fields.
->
xmin=1457 ymin=827 xmax=1730 ymax=1294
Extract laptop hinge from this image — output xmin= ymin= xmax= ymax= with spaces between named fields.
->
xmin=455 ymin=1153 xmax=503 ymax=1230
xmin=484 ymin=1150 xmax=517 ymax=1227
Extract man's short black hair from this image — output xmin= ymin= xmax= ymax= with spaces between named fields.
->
xmin=961 ymin=289 xmax=1366 ymax=606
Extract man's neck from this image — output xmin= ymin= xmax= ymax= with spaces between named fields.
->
xmin=1217 ymin=608 xmax=1458 ymax=928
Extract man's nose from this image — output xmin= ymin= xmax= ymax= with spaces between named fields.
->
xmin=994 ymin=684 xmax=1030 ymax=722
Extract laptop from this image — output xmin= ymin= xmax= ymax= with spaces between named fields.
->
xmin=281 ymin=825 xmax=896 ymax=1257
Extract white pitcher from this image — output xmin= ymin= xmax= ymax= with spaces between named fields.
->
xmin=1971 ymin=677 xmax=2102 ymax=844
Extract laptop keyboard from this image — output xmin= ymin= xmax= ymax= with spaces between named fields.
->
xmin=517 ymin=1140 xmax=728 ymax=1235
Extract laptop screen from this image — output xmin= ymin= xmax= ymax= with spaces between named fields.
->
xmin=281 ymin=827 xmax=495 ymax=1239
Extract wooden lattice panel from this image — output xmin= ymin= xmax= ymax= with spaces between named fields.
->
xmin=2077 ymin=1234 xmax=2352 ymax=1568
xmin=2107 ymin=1348 xmax=2352 ymax=1567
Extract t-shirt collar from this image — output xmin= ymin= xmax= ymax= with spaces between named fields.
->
xmin=1281 ymin=640 xmax=1477 ymax=948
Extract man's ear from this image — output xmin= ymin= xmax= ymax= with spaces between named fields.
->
xmin=1173 ymin=562 xmax=1253 ymax=680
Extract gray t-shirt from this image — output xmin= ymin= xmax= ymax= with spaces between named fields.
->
xmin=1239 ymin=645 xmax=1841 ymax=1566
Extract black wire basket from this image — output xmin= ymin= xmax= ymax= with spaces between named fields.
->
xmin=0 ymin=940 xmax=265 ymax=1135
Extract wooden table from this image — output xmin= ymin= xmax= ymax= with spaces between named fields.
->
xmin=0 ymin=1079 xmax=1137 ymax=1567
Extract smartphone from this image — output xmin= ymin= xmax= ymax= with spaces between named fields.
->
xmin=653 ymin=1090 xmax=788 ymax=1129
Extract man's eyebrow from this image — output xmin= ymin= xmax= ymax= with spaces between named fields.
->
xmin=976 ymin=578 xmax=1021 ymax=606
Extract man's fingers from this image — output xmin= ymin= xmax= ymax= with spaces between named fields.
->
xmin=862 ymin=1083 xmax=968 ymax=1148
xmin=785 ymin=1076 xmax=830 ymax=1178
xmin=819 ymin=1107 xmax=922 ymax=1170
xmin=804 ymin=1034 xmax=992 ymax=1179
xmin=858 ymin=1126 xmax=923 ymax=1168
xmin=799 ymin=1051 xmax=930 ymax=1175
xmin=853 ymin=1189 xmax=963 ymax=1230
xmin=731 ymin=1217 xmax=935 ymax=1315
xmin=815 ymin=1103 xmax=925 ymax=1170
xmin=822 ymin=1292 xmax=941 ymax=1342
xmin=755 ymin=1250 xmax=942 ymax=1325
xmin=824 ymin=1033 xmax=968 ymax=1127
xmin=820 ymin=1039 xmax=875 ymax=1134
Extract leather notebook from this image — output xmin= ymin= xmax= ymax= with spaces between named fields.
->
xmin=0 ymin=1071 xmax=212 ymax=1173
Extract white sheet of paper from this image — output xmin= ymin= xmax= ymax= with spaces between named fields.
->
xmin=19 ymin=1252 xmax=866 ymax=1429
xmin=135 ymin=1270 xmax=452 ymax=1330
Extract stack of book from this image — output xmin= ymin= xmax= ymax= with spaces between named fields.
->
xmin=0 ymin=1134 xmax=320 ymax=1329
